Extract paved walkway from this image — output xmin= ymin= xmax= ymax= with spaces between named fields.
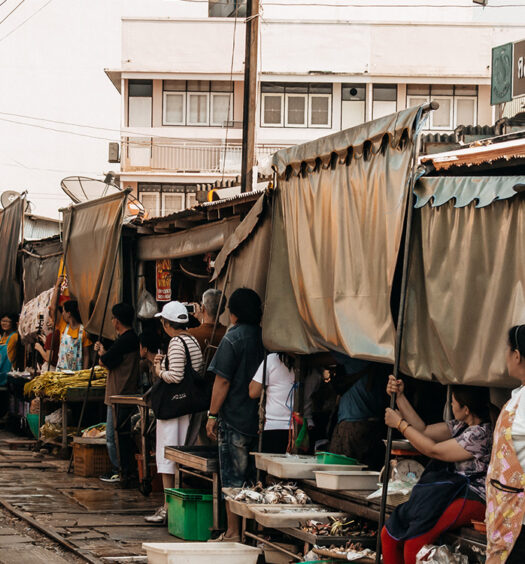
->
xmin=0 ymin=429 xmax=177 ymax=563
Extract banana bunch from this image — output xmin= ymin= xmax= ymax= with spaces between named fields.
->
xmin=24 ymin=367 xmax=108 ymax=400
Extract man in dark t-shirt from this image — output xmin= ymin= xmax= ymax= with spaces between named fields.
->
xmin=95 ymin=303 xmax=140 ymax=484
xmin=207 ymin=288 xmax=264 ymax=542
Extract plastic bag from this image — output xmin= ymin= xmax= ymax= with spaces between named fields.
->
xmin=416 ymin=544 xmax=468 ymax=564
xmin=137 ymin=289 xmax=158 ymax=319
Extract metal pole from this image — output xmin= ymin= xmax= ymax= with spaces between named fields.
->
xmin=67 ymin=196 xmax=127 ymax=472
xmin=374 ymin=104 xmax=436 ymax=563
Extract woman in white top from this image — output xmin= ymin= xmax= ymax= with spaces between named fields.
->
xmin=145 ymin=301 xmax=203 ymax=524
xmin=486 ymin=325 xmax=525 ymax=563
xmin=249 ymin=353 xmax=295 ymax=453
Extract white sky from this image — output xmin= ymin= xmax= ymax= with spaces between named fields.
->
xmin=0 ymin=0 xmax=195 ymax=218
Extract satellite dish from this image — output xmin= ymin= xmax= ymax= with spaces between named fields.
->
xmin=0 ymin=190 xmax=22 ymax=208
xmin=60 ymin=176 xmax=144 ymax=219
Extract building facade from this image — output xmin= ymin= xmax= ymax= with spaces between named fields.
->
xmin=106 ymin=0 xmax=525 ymax=217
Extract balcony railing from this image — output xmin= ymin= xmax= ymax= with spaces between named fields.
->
xmin=123 ymin=138 xmax=287 ymax=174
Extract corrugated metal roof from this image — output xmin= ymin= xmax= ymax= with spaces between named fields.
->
xmin=420 ymin=135 xmax=525 ymax=171
xmin=139 ymin=189 xmax=264 ymax=227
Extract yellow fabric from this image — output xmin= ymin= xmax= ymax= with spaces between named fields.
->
xmin=0 ymin=332 xmax=18 ymax=363
xmin=401 ymin=195 xmax=525 ymax=387
xmin=57 ymin=318 xmax=92 ymax=348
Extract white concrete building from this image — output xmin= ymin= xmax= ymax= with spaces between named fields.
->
xmin=105 ymin=0 xmax=525 ymax=217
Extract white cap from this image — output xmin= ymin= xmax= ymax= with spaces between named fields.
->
xmin=154 ymin=301 xmax=189 ymax=324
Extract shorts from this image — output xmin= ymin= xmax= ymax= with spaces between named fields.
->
xmin=218 ymin=418 xmax=258 ymax=488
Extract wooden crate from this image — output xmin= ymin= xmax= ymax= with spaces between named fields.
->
xmin=73 ymin=438 xmax=112 ymax=477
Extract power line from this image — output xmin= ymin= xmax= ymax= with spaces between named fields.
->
xmin=0 ymin=0 xmax=53 ymax=45
xmin=184 ymin=0 xmax=525 ymax=6
xmin=0 ymin=0 xmax=26 ymax=26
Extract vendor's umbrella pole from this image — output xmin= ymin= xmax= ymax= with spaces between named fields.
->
xmin=67 ymin=197 xmax=127 ymax=473
xmin=256 ymin=351 xmax=268 ymax=482
xmin=375 ymin=131 xmax=422 ymax=564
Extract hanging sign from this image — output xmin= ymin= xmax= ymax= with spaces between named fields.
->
xmin=156 ymin=259 xmax=172 ymax=302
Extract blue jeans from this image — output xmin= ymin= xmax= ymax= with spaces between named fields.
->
xmin=218 ymin=418 xmax=257 ymax=487
xmin=106 ymin=405 xmax=120 ymax=472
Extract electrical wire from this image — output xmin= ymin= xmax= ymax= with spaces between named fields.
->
xmin=220 ymin=2 xmax=239 ymax=180
xmin=0 ymin=0 xmax=25 ymax=26
xmin=185 ymin=0 xmax=525 ymax=6
xmin=0 ymin=0 xmax=53 ymax=44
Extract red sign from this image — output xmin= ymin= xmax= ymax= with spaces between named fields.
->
xmin=156 ymin=259 xmax=172 ymax=302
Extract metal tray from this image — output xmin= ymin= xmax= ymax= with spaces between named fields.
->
xmin=251 ymin=505 xmax=346 ymax=528
xmin=280 ymin=527 xmax=376 ymax=548
xmin=164 ymin=445 xmax=219 ymax=472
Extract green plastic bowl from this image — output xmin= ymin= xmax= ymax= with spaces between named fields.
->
xmin=315 ymin=451 xmax=359 ymax=465
xmin=26 ymin=413 xmax=40 ymax=439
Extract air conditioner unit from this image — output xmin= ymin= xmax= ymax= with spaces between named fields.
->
xmin=108 ymin=142 xmax=120 ymax=163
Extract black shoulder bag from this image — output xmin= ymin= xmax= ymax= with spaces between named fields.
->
xmin=151 ymin=336 xmax=211 ymax=421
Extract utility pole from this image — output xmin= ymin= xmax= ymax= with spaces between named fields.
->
xmin=241 ymin=0 xmax=259 ymax=193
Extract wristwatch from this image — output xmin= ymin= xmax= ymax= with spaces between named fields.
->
xmin=207 ymin=411 xmax=218 ymax=419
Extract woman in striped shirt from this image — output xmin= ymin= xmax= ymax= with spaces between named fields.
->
xmin=145 ymin=301 xmax=203 ymax=524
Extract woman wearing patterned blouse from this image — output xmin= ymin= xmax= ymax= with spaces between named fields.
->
xmin=381 ymin=376 xmax=493 ymax=564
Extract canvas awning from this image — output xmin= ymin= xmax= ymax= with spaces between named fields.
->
xmin=0 ymin=196 xmax=23 ymax=315
xmin=21 ymin=237 xmax=62 ymax=302
xmin=62 ymin=192 xmax=127 ymax=340
xmin=212 ymin=194 xmax=272 ymax=311
xmin=137 ymin=217 xmax=240 ymax=262
xmin=400 ymin=175 xmax=525 ymax=387
xmin=263 ymin=106 xmax=424 ymax=360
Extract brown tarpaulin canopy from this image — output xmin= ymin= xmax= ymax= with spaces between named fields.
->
xmin=62 ymin=192 xmax=127 ymax=340
xmin=137 ymin=217 xmax=240 ymax=262
xmin=0 ymin=197 xmax=23 ymax=315
xmin=211 ymin=195 xmax=272 ymax=306
xmin=401 ymin=175 xmax=525 ymax=388
xmin=262 ymin=106 xmax=423 ymax=360
xmin=21 ymin=237 xmax=62 ymax=302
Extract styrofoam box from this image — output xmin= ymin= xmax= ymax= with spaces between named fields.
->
xmin=143 ymin=542 xmax=261 ymax=564
xmin=314 ymin=470 xmax=381 ymax=491
xmin=266 ymin=457 xmax=367 ymax=480
xmin=251 ymin=452 xmax=315 ymax=472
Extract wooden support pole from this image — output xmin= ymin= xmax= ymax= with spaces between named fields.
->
xmin=241 ymin=0 xmax=260 ymax=193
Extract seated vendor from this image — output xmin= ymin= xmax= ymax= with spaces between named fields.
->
xmin=381 ymin=376 xmax=494 ymax=564
xmin=139 ymin=331 xmax=160 ymax=391
xmin=328 ymin=356 xmax=389 ymax=470
xmin=0 ymin=313 xmax=19 ymax=385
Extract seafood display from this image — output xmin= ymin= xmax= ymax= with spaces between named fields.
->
xmin=312 ymin=542 xmax=376 ymax=562
xmin=300 ymin=517 xmax=376 ymax=538
xmin=232 ymin=482 xmax=311 ymax=505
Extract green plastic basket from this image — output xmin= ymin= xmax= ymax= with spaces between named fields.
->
xmin=26 ymin=413 xmax=39 ymax=439
xmin=165 ymin=488 xmax=213 ymax=541
xmin=315 ymin=451 xmax=359 ymax=465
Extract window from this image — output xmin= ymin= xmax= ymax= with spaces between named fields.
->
xmin=261 ymin=83 xmax=332 ymax=128
xmin=262 ymin=93 xmax=284 ymax=126
xmin=372 ymin=84 xmax=397 ymax=120
xmin=138 ymin=184 xmax=198 ymax=217
xmin=163 ymin=192 xmax=185 ymax=215
xmin=128 ymin=80 xmax=152 ymax=127
xmin=188 ymin=93 xmax=209 ymax=125
xmin=341 ymin=84 xmax=365 ymax=129
xmin=407 ymin=85 xmax=478 ymax=130
xmin=163 ymin=81 xmax=233 ymax=126
xmin=209 ymin=0 xmax=246 ymax=17
xmin=286 ymin=94 xmax=307 ymax=127
xmin=140 ymin=192 xmax=160 ymax=217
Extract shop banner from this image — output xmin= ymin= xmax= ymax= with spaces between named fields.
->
xmin=156 ymin=259 xmax=172 ymax=302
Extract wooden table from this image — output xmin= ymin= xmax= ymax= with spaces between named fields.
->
xmin=38 ymin=387 xmax=106 ymax=455
xmin=164 ymin=445 xmax=221 ymax=531
xmin=109 ymin=394 xmax=154 ymax=495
